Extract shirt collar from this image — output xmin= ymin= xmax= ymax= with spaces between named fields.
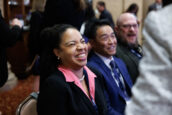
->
xmin=95 ymin=52 xmax=113 ymax=69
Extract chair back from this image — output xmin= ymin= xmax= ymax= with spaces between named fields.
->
xmin=16 ymin=92 xmax=38 ymax=115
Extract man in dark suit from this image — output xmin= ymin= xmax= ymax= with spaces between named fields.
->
xmin=148 ymin=0 xmax=162 ymax=13
xmin=115 ymin=13 xmax=143 ymax=84
xmin=96 ymin=1 xmax=115 ymax=29
xmin=85 ymin=19 xmax=133 ymax=115
xmin=0 ymin=9 xmax=22 ymax=87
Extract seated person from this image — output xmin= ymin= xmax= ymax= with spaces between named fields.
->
xmin=85 ymin=19 xmax=133 ymax=115
xmin=37 ymin=24 xmax=108 ymax=115
xmin=115 ymin=13 xmax=143 ymax=84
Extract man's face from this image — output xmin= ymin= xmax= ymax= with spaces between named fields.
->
xmin=156 ymin=0 xmax=162 ymax=4
xmin=115 ymin=13 xmax=138 ymax=47
xmin=96 ymin=4 xmax=104 ymax=13
xmin=91 ymin=25 xmax=117 ymax=58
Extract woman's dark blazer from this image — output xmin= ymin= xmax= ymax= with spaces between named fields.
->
xmin=37 ymin=68 xmax=108 ymax=115
xmin=0 ymin=10 xmax=22 ymax=87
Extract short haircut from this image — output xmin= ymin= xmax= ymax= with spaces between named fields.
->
xmin=163 ymin=0 xmax=172 ymax=6
xmin=97 ymin=1 xmax=105 ymax=7
xmin=84 ymin=18 xmax=112 ymax=40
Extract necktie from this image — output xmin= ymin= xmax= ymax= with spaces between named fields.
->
xmin=110 ymin=61 xmax=125 ymax=91
xmin=110 ymin=60 xmax=130 ymax=101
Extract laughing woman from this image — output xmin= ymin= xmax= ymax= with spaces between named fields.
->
xmin=37 ymin=24 xmax=108 ymax=115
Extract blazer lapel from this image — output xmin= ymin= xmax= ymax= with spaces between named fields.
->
xmin=120 ymin=45 xmax=139 ymax=67
xmin=90 ymin=53 xmax=127 ymax=100
xmin=68 ymin=82 xmax=96 ymax=114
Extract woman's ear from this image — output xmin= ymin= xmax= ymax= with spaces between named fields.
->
xmin=53 ymin=48 xmax=60 ymax=57
xmin=89 ymin=39 xmax=94 ymax=46
xmin=89 ymin=39 xmax=95 ymax=49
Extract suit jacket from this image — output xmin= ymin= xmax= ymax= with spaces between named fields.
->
xmin=87 ymin=52 xmax=132 ymax=115
xmin=125 ymin=4 xmax=172 ymax=115
xmin=116 ymin=44 xmax=141 ymax=83
xmin=0 ymin=10 xmax=21 ymax=87
xmin=37 ymin=67 xmax=108 ymax=115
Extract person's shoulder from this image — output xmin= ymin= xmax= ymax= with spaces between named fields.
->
xmin=144 ymin=4 xmax=172 ymax=44
xmin=145 ymin=4 xmax=172 ymax=33
xmin=147 ymin=4 xmax=172 ymax=19
xmin=116 ymin=44 xmax=128 ymax=55
xmin=45 ymin=70 xmax=66 ymax=85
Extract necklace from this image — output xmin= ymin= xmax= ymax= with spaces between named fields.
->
xmin=79 ymin=75 xmax=85 ymax=82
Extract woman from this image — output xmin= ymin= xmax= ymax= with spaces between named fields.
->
xmin=37 ymin=24 xmax=108 ymax=115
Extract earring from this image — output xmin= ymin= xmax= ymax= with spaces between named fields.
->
xmin=57 ymin=57 xmax=60 ymax=60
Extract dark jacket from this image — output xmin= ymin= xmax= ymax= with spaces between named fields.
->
xmin=116 ymin=44 xmax=142 ymax=83
xmin=37 ymin=67 xmax=108 ymax=115
xmin=28 ymin=10 xmax=44 ymax=57
xmin=99 ymin=9 xmax=115 ymax=28
xmin=43 ymin=0 xmax=85 ymax=30
xmin=0 ymin=10 xmax=22 ymax=87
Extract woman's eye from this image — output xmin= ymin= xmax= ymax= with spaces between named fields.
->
xmin=81 ymin=40 xmax=86 ymax=44
xmin=67 ymin=42 xmax=76 ymax=46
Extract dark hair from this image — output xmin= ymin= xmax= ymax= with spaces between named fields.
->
xmin=40 ymin=24 xmax=76 ymax=81
xmin=97 ymin=1 xmax=105 ymax=7
xmin=73 ymin=0 xmax=87 ymax=10
xmin=163 ymin=0 xmax=172 ymax=6
xmin=84 ymin=18 xmax=111 ymax=40
xmin=126 ymin=3 xmax=139 ymax=16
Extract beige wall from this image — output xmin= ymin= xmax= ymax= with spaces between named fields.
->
xmin=0 ymin=0 xmax=4 ymax=16
xmin=143 ymin=0 xmax=154 ymax=20
xmin=93 ymin=0 xmax=143 ymax=44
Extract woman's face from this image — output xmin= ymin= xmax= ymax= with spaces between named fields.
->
xmin=54 ymin=28 xmax=88 ymax=70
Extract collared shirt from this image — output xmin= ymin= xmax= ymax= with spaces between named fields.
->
xmin=58 ymin=66 xmax=96 ymax=101
xmin=95 ymin=52 xmax=125 ymax=87
xmin=95 ymin=52 xmax=113 ymax=69
xmin=95 ymin=52 xmax=130 ymax=101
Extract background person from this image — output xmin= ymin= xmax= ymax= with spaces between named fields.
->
xmin=148 ymin=0 xmax=162 ymax=13
xmin=43 ymin=0 xmax=87 ymax=30
xmin=96 ymin=1 xmax=115 ymax=29
xmin=126 ymin=3 xmax=139 ymax=17
xmin=0 ymin=9 xmax=22 ymax=87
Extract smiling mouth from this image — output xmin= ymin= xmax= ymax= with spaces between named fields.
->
xmin=108 ymin=46 xmax=116 ymax=50
xmin=77 ymin=53 xmax=86 ymax=58
xmin=128 ymin=34 xmax=136 ymax=37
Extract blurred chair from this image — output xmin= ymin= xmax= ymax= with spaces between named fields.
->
xmin=16 ymin=92 xmax=38 ymax=115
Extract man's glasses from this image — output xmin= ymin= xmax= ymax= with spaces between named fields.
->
xmin=120 ymin=24 xmax=138 ymax=29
